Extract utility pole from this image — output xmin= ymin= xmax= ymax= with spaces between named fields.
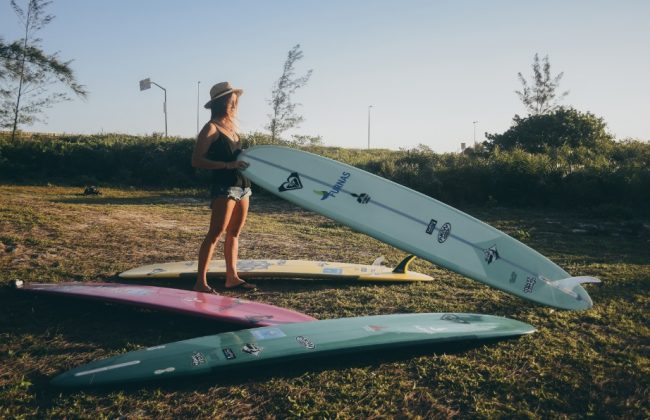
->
xmin=473 ymin=120 xmax=478 ymax=146
xmin=139 ymin=78 xmax=168 ymax=137
xmin=368 ymin=105 xmax=373 ymax=149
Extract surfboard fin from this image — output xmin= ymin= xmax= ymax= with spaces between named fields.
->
xmin=371 ymin=256 xmax=386 ymax=266
xmin=551 ymin=276 xmax=601 ymax=288
xmin=545 ymin=276 xmax=601 ymax=300
xmin=393 ymin=255 xmax=417 ymax=274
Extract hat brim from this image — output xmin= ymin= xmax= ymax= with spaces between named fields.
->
xmin=204 ymin=88 xmax=244 ymax=109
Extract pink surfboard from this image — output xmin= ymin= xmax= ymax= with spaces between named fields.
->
xmin=14 ymin=282 xmax=316 ymax=327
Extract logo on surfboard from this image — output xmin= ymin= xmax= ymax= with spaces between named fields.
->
xmin=438 ymin=223 xmax=452 ymax=243
xmin=351 ymin=192 xmax=371 ymax=204
xmin=315 ymin=172 xmax=351 ymax=200
xmin=426 ymin=219 xmax=438 ymax=234
xmin=241 ymin=343 xmax=263 ymax=356
xmin=483 ymin=245 xmax=500 ymax=264
xmin=523 ymin=276 xmax=537 ymax=293
xmin=296 ymin=336 xmax=316 ymax=350
xmin=191 ymin=352 xmax=206 ymax=366
xmin=441 ymin=314 xmax=470 ymax=324
xmin=279 ymin=172 xmax=303 ymax=192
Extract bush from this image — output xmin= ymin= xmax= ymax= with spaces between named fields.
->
xmin=485 ymin=107 xmax=615 ymax=153
xmin=0 ymin=131 xmax=648 ymax=210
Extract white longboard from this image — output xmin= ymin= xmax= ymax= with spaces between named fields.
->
xmin=238 ymin=146 xmax=599 ymax=310
xmin=119 ymin=255 xmax=433 ymax=282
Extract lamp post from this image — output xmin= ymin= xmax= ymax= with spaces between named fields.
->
xmin=139 ymin=78 xmax=167 ymax=137
xmin=367 ymin=105 xmax=373 ymax=149
xmin=473 ymin=120 xmax=478 ymax=146
xmin=196 ymin=81 xmax=201 ymax=135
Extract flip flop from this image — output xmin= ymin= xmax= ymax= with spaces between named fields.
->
xmin=225 ymin=281 xmax=256 ymax=290
xmin=193 ymin=286 xmax=218 ymax=294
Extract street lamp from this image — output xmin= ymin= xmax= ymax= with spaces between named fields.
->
xmin=139 ymin=78 xmax=167 ymax=137
xmin=368 ymin=105 xmax=373 ymax=149
xmin=473 ymin=120 xmax=478 ymax=146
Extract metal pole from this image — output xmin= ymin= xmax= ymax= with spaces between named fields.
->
xmin=473 ymin=121 xmax=478 ymax=146
xmin=163 ymin=88 xmax=167 ymax=137
xmin=368 ymin=105 xmax=373 ymax=149
xmin=196 ymin=81 xmax=201 ymax=135
xmin=151 ymin=81 xmax=167 ymax=137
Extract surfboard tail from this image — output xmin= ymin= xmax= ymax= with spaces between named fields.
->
xmin=544 ymin=276 xmax=601 ymax=309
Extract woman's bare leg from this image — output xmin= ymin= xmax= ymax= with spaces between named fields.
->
xmin=195 ymin=197 xmax=236 ymax=291
xmin=224 ymin=197 xmax=253 ymax=288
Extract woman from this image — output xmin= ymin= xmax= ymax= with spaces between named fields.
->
xmin=191 ymin=81 xmax=255 ymax=292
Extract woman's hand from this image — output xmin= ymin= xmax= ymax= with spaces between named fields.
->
xmin=227 ymin=160 xmax=249 ymax=170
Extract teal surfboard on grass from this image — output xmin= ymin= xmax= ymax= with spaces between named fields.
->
xmin=238 ymin=146 xmax=600 ymax=310
xmin=51 ymin=313 xmax=534 ymax=387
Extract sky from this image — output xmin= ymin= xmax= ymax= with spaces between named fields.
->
xmin=1 ymin=0 xmax=649 ymax=152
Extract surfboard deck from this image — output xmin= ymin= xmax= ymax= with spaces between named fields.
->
xmin=51 ymin=312 xmax=535 ymax=387
xmin=119 ymin=255 xmax=433 ymax=282
xmin=238 ymin=146 xmax=599 ymax=310
xmin=13 ymin=282 xmax=316 ymax=327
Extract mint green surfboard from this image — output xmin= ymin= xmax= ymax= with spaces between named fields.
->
xmin=238 ymin=146 xmax=600 ymax=310
xmin=51 ymin=313 xmax=534 ymax=387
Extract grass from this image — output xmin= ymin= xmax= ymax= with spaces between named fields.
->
xmin=0 ymin=184 xmax=648 ymax=418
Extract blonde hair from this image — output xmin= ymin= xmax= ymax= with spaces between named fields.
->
xmin=210 ymin=93 xmax=239 ymax=132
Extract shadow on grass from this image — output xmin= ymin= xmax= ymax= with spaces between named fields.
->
xmin=47 ymin=189 xmax=293 ymax=210
xmin=110 ymin=274 xmax=383 ymax=295
xmin=51 ymin=195 xmax=207 ymax=207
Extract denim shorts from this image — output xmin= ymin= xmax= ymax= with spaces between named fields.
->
xmin=211 ymin=186 xmax=252 ymax=201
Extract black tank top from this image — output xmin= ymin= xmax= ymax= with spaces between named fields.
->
xmin=206 ymin=131 xmax=251 ymax=189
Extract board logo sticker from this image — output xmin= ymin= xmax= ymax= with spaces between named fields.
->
xmin=296 ymin=336 xmax=316 ymax=350
xmin=154 ymin=367 xmax=175 ymax=375
xmin=322 ymin=267 xmax=343 ymax=275
xmin=509 ymin=272 xmax=518 ymax=284
xmin=241 ymin=343 xmax=263 ymax=356
xmin=318 ymin=171 xmax=351 ymax=200
xmin=415 ymin=325 xmax=447 ymax=334
xmin=222 ymin=348 xmax=236 ymax=360
xmin=110 ymin=288 xmax=151 ymax=296
xmin=148 ymin=268 xmax=167 ymax=275
xmin=237 ymin=260 xmax=272 ymax=271
xmin=191 ymin=352 xmax=206 ymax=366
xmin=437 ymin=223 xmax=452 ymax=243
xmin=441 ymin=314 xmax=469 ymax=324
xmin=426 ymin=219 xmax=438 ymax=235
xmin=351 ymin=192 xmax=371 ymax=204
xmin=252 ymin=328 xmax=287 ymax=340
xmin=279 ymin=172 xmax=303 ymax=192
xmin=363 ymin=325 xmax=386 ymax=332
xmin=483 ymin=245 xmax=500 ymax=264
xmin=182 ymin=297 xmax=204 ymax=303
xmin=523 ymin=276 xmax=537 ymax=293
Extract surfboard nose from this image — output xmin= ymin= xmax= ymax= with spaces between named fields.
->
xmin=51 ymin=372 xmax=76 ymax=387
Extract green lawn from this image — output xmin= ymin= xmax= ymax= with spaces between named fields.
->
xmin=0 ymin=185 xmax=647 ymax=418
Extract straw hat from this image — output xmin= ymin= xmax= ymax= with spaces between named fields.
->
xmin=204 ymin=82 xmax=243 ymax=109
